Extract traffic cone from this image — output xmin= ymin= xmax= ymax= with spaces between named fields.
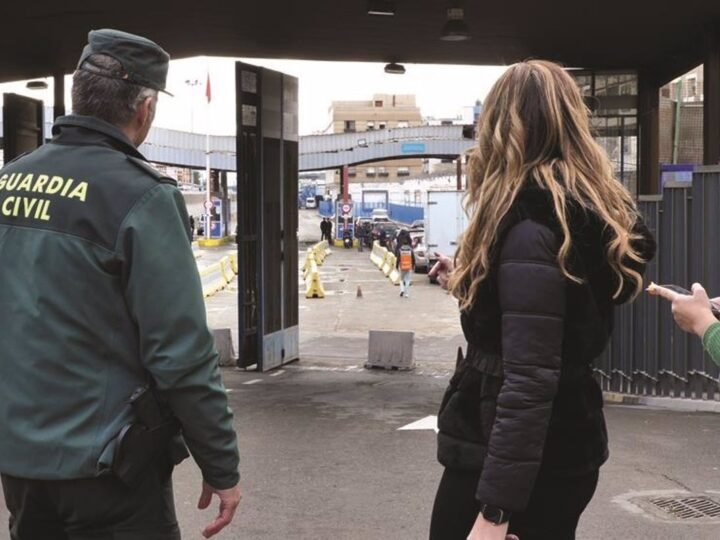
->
xmin=356 ymin=285 xmax=363 ymax=298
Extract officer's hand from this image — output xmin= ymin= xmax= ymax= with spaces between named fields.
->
xmin=198 ymin=481 xmax=242 ymax=538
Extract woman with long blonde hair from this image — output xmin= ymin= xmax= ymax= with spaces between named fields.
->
xmin=429 ymin=61 xmax=655 ymax=540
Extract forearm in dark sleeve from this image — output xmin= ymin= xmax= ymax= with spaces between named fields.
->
xmin=475 ymin=223 xmax=565 ymax=512
xmin=119 ymin=186 xmax=240 ymax=489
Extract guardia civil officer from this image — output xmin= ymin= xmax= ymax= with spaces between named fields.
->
xmin=0 ymin=29 xmax=241 ymax=539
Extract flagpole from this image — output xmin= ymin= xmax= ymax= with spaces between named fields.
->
xmin=205 ymin=70 xmax=211 ymax=239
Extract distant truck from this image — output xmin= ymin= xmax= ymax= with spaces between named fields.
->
xmin=425 ymin=190 xmax=468 ymax=280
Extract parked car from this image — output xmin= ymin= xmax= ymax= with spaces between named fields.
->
xmin=371 ymin=221 xmax=399 ymax=248
xmin=305 ymin=197 xmax=318 ymax=209
xmin=410 ymin=219 xmax=424 ymax=231
xmin=410 ymin=231 xmax=428 ymax=272
xmin=371 ymin=208 xmax=390 ymax=221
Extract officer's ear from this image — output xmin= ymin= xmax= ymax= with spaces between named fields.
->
xmin=137 ymin=96 xmax=157 ymax=129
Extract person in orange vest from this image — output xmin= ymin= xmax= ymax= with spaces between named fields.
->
xmin=395 ymin=229 xmax=416 ymax=297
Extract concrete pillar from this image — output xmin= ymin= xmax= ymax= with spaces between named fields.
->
xmin=704 ymin=29 xmax=720 ymax=165
xmin=638 ymin=72 xmax=660 ymax=195
xmin=53 ymin=71 xmax=65 ymax=119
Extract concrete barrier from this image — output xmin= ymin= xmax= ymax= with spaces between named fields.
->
xmin=370 ymin=242 xmax=401 ymax=286
xmin=366 ymin=330 xmax=415 ymax=370
xmin=312 ymin=240 xmax=331 ymax=265
xmin=199 ymin=255 xmax=238 ymax=298
xmin=370 ymin=242 xmax=386 ymax=268
xmin=381 ymin=252 xmax=394 ymax=276
xmin=305 ymin=259 xmax=326 ymax=299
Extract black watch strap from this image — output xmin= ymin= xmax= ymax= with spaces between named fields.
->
xmin=480 ymin=503 xmax=511 ymax=525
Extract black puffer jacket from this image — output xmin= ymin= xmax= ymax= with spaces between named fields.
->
xmin=436 ymin=186 xmax=656 ymax=513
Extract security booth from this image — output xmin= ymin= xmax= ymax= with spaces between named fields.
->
xmin=235 ymin=62 xmax=300 ymax=372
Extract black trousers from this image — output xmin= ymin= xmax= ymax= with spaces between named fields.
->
xmin=1 ymin=469 xmax=180 ymax=540
xmin=429 ymin=467 xmax=599 ymax=540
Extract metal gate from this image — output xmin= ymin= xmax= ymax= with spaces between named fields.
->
xmin=235 ymin=63 xmax=299 ymax=371
xmin=2 ymin=93 xmax=44 ymax=162
xmin=596 ymin=166 xmax=720 ymax=399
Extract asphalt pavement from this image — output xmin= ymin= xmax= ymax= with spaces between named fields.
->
xmin=2 ymin=211 xmax=720 ymax=539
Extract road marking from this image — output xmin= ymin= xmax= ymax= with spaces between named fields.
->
xmin=243 ymin=379 xmax=263 ymax=385
xmin=398 ymin=415 xmax=438 ymax=433
xmin=270 ymin=370 xmax=285 ymax=377
xmin=226 ymin=388 xmax=235 ymax=393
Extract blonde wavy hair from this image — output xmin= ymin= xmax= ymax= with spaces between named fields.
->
xmin=450 ymin=60 xmax=645 ymax=311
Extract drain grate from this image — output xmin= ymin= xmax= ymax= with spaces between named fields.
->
xmin=648 ymin=496 xmax=720 ymax=520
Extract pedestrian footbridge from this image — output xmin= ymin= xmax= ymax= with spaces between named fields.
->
xmin=0 ymin=109 xmax=472 ymax=172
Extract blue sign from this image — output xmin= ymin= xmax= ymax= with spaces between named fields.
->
xmin=401 ymin=142 xmax=426 ymax=154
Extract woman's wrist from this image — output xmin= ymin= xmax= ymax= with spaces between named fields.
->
xmin=694 ymin=313 xmax=718 ymax=339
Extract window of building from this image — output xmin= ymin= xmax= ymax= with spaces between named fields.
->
xmin=348 ymin=167 xmax=357 ymax=178
xmin=397 ymin=121 xmax=409 ymax=128
xmin=378 ymin=121 xmax=387 ymax=130
xmin=344 ymin=120 xmax=356 ymax=133
xmin=366 ymin=121 xmax=375 ymax=131
xmin=397 ymin=167 xmax=410 ymax=177
xmin=374 ymin=100 xmax=384 ymax=107
xmin=366 ymin=167 xmax=376 ymax=177
xmin=441 ymin=120 xmax=454 ymax=126
xmin=378 ymin=167 xmax=389 ymax=177
xmin=686 ymin=77 xmax=698 ymax=100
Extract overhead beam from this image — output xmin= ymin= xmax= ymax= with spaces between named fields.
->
xmin=638 ymin=71 xmax=661 ymax=195
xmin=704 ymin=29 xmax=720 ymax=165
xmin=53 ymin=71 xmax=65 ymax=120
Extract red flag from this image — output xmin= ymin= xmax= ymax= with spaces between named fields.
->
xmin=205 ymin=73 xmax=212 ymax=103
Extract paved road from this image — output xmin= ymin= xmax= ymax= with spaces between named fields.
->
xmin=3 ymin=218 xmax=720 ymax=539
xmin=4 ymin=365 xmax=719 ymax=540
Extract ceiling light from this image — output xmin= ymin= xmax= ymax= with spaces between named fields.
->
xmin=384 ymin=62 xmax=406 ymax=75
xmin=367 ymin=0 xmax=396 ymax=16
xmin=441 ymin=7 xmax=471 ymax=41
xmin=26 ymin=80 xmax=48 ymax=90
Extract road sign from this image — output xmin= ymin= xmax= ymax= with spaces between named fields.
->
xmin=204 ymin=200 xmax=214 ymax=211
xmin=341 ymin=203 xmax=351 ymax=214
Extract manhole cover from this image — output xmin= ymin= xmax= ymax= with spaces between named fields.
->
xmin=623 ymin=493 xmax=720 ymax=523
xmin=649 ymin=496 xmax=720 ymax=520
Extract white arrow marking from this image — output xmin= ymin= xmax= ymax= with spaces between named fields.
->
xmin=243 ymin=379 xmax=263 ymax=385
xmin=398 ymin=415 xmax=438 ymax=433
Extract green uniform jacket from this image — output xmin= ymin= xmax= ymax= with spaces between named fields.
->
xmin=0 ymin=115 xmax=239 ymax=489
xmin=703 ymin=323 xmax=720 ymax=367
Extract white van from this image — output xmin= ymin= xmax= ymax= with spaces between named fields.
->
xmin=306 ymin=197 xmax=318 ymax=209
xmin=371 ymin=208 xmax=389 ymax=221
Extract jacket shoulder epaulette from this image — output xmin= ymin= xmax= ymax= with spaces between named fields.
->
xmin=126 ymin=155 xmax=177 ymax=186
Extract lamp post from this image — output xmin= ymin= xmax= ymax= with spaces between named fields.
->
xmin=184 ymin=78 xmax=200 ymax=133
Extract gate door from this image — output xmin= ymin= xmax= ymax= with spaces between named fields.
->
xmin=236 ymin=63 xmax=299 ymax=371
xmin=3 ymin=93 xmax=44 ymax=162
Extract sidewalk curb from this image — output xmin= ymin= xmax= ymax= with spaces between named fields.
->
xmin=604 ymin=391 xmax=720 ymax=413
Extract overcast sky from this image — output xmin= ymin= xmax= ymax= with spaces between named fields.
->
xmin=0 ymin=57 xmax=506 ymax=136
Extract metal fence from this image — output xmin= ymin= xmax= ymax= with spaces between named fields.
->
xmin=388 ymin=203 xmax=424 ymax=225
xmin=596 ymin=166 xmax=720 ymax=399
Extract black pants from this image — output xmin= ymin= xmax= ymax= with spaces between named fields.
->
xmin=1 ymin=469 xmax=180 ymax=540
xmin=429 ymin=467 xmax=599 ymax=540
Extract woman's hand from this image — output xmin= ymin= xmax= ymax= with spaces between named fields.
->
xmin=466 ymin=514 xmax=518 ymax=540
xmin=647 ymin=282 xmax=718 ymax=338
xmin=429 ymin=253 xmax=454 ymax=290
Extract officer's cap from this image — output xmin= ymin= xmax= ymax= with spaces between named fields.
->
xmin=77 ymin=29 xmax=171 ymax=95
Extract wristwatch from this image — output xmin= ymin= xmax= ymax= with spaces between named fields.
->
xmin=479 ymin=503 xmax=511 ymax=525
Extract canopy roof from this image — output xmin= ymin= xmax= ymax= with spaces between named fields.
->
xmin=2 ymin=1 xmax=718 ymax=83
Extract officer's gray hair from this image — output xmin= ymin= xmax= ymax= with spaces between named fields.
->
xmin=71 ymin=54 xmax=158 ymax=127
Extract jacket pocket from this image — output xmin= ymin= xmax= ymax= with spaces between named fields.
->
xmin=438 ymin=351 xmax=503 ymax=445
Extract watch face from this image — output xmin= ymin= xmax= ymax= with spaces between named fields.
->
xmin=482 ymin=504 xmax=506 ymax=524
